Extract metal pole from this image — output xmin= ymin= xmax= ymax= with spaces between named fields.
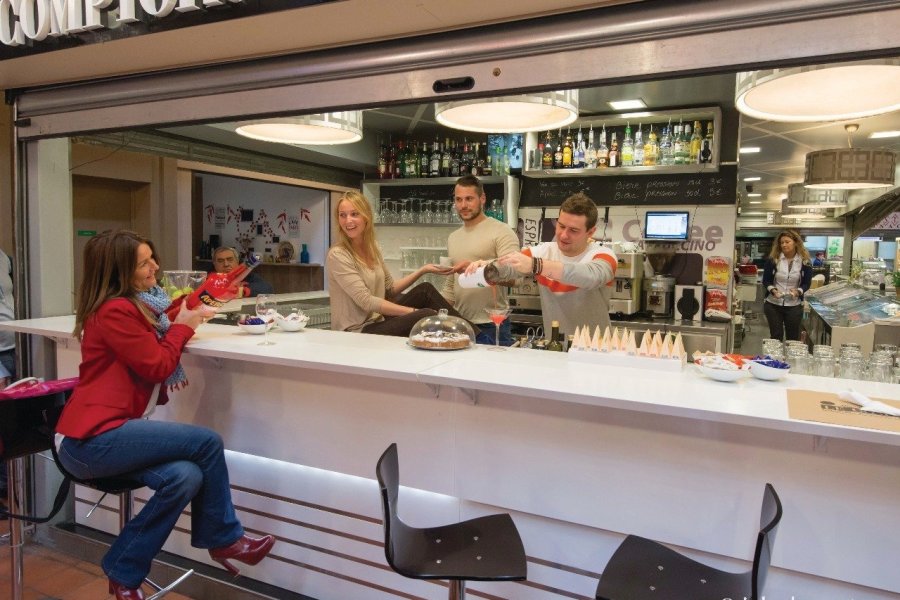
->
xmin=7 ymin=457 xmax=26 ymax=600
xmin=448 ymin=580 xmax=465 ymax=600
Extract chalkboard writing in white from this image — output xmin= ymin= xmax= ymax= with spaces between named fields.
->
xmin=520 ymin=165 xmax=737 ymax=207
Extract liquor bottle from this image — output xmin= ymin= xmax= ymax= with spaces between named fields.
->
xmin=608 ymin=131 xmax=619 ymax=167
xmin=387 ymin=141 xmax=397 ymax=179
xmin=672 ymin=123 xmax=684 ymax=165
xmin=449 ymin=141 xmax=461 ymax=177
xmin=300 ymin=244 xmax=310 ymax=264
xmin=659 ymin=123 xmax=673 ymax=166
xmin=186 ymin=253 xmax=262 ymax=308
xmin=574 ymin=127 xmax=585 ymax=168
xmin=597 ymin=125 xmax=609 ymax=168
xmin=553 ymin=129 xmax=564 ymax=169
xmin=377 ymin=144 xmax=388 ymax=179
xmin=633 ymin=125 xmax=644 ymax=167
xmin=700 ymin=121 xmax=714 ymax=164
xmin=460 ymin=141 xmax=471 ymax=176
xmin=419 ymin=142 xmax=430 ymax=178
xmin=441 ymin=138 xmax=451 ymax=177
xmin=678 ymin=122 xmax=690 ymax=165
xmin=621 ymin=122 xmax=634 ymax=166
xmin=586 ymin=125 xmax=597 ymax=169
xmin=429 ymin=140 xmax=441 ymax=177
xmin=396 ymin=140 xmax=407 ymax=178
xmin=562 ymin=129 xmax=573 ymax=168
xmin=546 ymin=320 xmax=564 ymax=352
xmin=405 ymin=141 xmax=419 ymax=178
xmin=471 ymin=143 xmax=482 ymax=176
xmin=481 ymin=143 xmax=493 ymax=176
xmin=542 ymin=131 xmax=554 ymax=169
xmin=690 ymin=120 xmax=702 ymax=163
xmin=643 ymin=125 xmax=658 ymax=166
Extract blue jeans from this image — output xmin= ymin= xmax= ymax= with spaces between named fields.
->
xmin=476 ymin=318 xmax=513 ymax=346
xmin=58 ymin=419 xmax=243 ymax=588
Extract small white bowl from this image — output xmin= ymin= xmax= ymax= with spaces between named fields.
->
xmin=749 ymin=361 xmax=791 ymax=381
xmin=276 ymin=314 xmax=309 ymax=332
xmin=237 ymin=321 xmax=272 ymax=335
xmin=696 ymin=364 xmax=749 ymax=383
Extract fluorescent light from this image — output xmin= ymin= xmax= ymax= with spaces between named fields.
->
xmin=739 ymin=146 xmax=761 ymax=154
xmin=741 ymin=212 xmax=765 ymax=216
xmin=869 ymin=130 xmax=900 ymax=139
xmin=747 ymin=193 xmax=762 ymax=197
xmin=743 ymin=176 xmax=761 ymax=181
xmin=749 ymin=201 xmax=762 ymax=205
xmin=620 ymin=111 xmax=652 ymax=118
xmin=435 ymin=91 xmax=579 ymax=133
xmin=608 ymin=99 xmax=646 ymax=110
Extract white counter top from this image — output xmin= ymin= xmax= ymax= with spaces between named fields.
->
xmin=4 ymin=315 xmax=898 ymax=446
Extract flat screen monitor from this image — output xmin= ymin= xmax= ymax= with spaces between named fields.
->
xmin=644 ymin=211 xmax=690 ymax=241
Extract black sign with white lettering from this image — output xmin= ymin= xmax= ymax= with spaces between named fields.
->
xmin=519 ymin=165 xmax=737 ymax=207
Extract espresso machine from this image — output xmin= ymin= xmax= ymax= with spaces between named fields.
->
xmin=643 ymin=275 xmax=676 ymax=318
xmin=609 ymin=252 xmax=643 ymax=315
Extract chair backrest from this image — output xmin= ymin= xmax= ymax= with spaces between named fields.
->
xmin=751 ymin=483 xmax=783 ymax=600
xmin=375 ymin=443 xmax=416 ymax=574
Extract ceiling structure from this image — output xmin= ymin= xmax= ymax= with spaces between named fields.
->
xmin=155 ymin=66 xmax=900 ymax=219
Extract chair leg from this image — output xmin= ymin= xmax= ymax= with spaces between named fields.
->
xmin=118 ymin=490 xmax=133 ymax=531
xmin=146 ymin=569 xmax=194 ymax=600
xmin=448 ymin=580 xmax=466 ymax=600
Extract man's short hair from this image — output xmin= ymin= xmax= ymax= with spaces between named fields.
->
xmin=454 ymin=174 xmax=484 ymax=197
xmin=559 ymin=193 xmax=598 ymax=229
xmin=213 ymin=247 xmax=239 ymax=261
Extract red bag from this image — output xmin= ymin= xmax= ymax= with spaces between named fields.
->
xmin=0 ymin=377 xmax=78 ymax=459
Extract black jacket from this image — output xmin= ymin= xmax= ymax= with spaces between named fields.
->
xmin=762 ymin=258 xmax=812 ymax=300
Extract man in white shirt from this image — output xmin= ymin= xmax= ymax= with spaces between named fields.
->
xmin=442 ymin=175 xmax=521 ymax=345
xmin=471 ymin=193 xmax=617 ymax=337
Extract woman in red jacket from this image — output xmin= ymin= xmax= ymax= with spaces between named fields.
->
xmin=54 ymin=231 xmax=275 ymax=600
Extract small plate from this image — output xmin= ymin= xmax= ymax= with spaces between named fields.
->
xmin=406 ymin=341 xmax=471 ymax=351
xmin=749 ymin=361 xmax=791 ymax=381
xmin=696 ymin=363 xmax=749 ymax=382
xmin=276 ymin=315 xmax=309 ymax=332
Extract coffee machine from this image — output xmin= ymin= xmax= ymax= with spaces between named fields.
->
xmin=609 ymin=252 xmax=643 ymax=315
xmin=643 ymin=275 xmax=676 ymax=318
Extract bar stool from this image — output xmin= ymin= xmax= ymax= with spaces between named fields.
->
xmin=49 ymin=442 xmax=194 ymax=600
xmin=375 ymin=443 xmax=527 ymax=600
xmin=595 ymin=483 xmax=782 ymax=600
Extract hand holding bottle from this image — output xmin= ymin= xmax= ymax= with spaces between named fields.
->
xmin=174 ymin=301 xmax=218 ymax=330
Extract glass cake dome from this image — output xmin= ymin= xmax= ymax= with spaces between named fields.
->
xmin=408 ymin=309 xmax=476 ymax=350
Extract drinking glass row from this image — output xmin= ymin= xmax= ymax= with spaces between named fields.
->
xmin=374 ymin=198 xmax=462 ymax=225
xmin=762 ymin=339 xmax=899 ymax=382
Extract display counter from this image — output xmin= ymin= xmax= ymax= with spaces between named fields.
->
xmin=805 ymin=281 xmax=900 ymax=351
xmin=2 ymin=316 xmax=899 ymax=600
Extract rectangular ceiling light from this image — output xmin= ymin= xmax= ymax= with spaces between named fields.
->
xmin=743 ymin=176 xmax=761 ymax=181
xmin=620 ymin=111 xmax=652 ymax=118
xmin=739 ymin=146 xmax=761 ymax=154
xmin=747 ymin=193 xmax=762 ymax=197
xmin=749 ymin=201 xmax=762 ymax=204
xmin=608 ymin=99 xmax=647 ymax=110
xmin=869 ymin=130 xmax=900 ymax=139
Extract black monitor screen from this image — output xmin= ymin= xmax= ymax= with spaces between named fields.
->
xmin=644 ymin=211 xmax=690 ymax=241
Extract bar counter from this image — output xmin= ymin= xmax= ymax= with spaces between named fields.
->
xmin=3 ymin=316 xmax=900 ymax=600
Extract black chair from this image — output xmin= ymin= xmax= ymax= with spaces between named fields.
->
xmin=595 ymin=483 xmax=783 ymax=600
xmin=375 ymin=443 xmax=527 ymax=600
xmin=49 ymin=441 xmax=194 ymax=600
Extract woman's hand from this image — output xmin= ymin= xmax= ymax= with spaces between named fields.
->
xmin=173 ymin=302 xmax=218 ymax=330
xmin=419 ymin=263 xmax=453 ymax=276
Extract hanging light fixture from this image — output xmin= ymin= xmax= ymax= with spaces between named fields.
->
xmin=434 ymin=90 xmax=579 ymax=133
xmin=735 ymin=59 xmax=900 ymax=122
xmin=234 ymin=112 xmax=363 ymax=145
xmin=781 ymin=197 xmax=828 ymax=221
xmin=804 ymin=124 xmax=896 ymax=189
xmin=785 ymin=183 xmax=848 ymax=209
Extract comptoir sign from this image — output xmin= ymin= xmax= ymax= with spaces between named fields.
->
xmin=0 ymin=0 xmax=243 ymax=47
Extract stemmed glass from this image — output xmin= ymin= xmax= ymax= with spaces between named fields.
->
xmin=255 ymin=294 xmax=277 ymax=346
xmin=484 ymin=307 xmax=511 ymax=351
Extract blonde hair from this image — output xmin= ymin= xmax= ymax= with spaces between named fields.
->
xmin=769 ymin=230 xmax=811 ymax=264
xmin=333 ymin=191 xmax=383 ymax=268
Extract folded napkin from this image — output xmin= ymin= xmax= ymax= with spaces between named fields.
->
xmin=838 ymin=390 xmax=900 ymax=417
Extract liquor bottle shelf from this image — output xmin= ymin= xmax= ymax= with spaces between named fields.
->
xmin=522 ymin=163 xmax=720 ymax=178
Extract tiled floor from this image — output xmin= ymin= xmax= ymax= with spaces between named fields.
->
xmin=1 ymin=518 xmax=193 ymax=600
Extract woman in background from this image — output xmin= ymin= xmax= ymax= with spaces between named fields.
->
xmin=55 ymin=230 xmax=275 ymax=600
xmin=762 ymin=230 xmax=813 ymax=341
xmin=327 ymin=191 xmax=472 ymax=336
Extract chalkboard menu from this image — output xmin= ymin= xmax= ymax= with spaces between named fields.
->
xmin=519 ymin=165 xmax=737 ymax=207
xmin=376 ymin=182 xmax=505 ymax=202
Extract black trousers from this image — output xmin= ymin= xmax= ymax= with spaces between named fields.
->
xmin=764 ymin=301 xmax=804 ymax=341
xmin=362 ymin=282 xmax=477 ymax=338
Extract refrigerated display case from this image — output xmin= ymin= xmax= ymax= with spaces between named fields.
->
xmin=805 ymin=280 xmax=900 ymax=348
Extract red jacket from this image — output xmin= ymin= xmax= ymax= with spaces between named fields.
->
xmin=55 ymin=297 xmax=195 ymax=440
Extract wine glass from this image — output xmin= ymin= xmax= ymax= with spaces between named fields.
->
xmin=484 ymin=307 xmax=511 ymax=351
xmin=255 ymin=294 xmax=277 ymax=346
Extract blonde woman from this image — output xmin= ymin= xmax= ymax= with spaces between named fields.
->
xmin=326 ymin=191 xmax=471 ymax=336
xmin=762 ymin=230 xmax=813 ymax=341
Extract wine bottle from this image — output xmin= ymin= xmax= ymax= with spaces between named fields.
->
xmin=186 ymin=253 xmax=262 ymax=308
xmin=546 ymin=320 xmax=563 ymax=352
xmin=458 ymin=262 xmax=502 ymax=288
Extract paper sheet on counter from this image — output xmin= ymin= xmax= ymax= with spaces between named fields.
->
xmin=787 ymin=389 xmax=900 ymax=433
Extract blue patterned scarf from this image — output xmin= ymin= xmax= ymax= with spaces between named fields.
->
xmin=136 ymin=285 xmax=188 ymax=390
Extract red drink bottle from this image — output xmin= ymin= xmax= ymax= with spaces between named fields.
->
xmin=186 ymin=253 xmax=262 ymax=308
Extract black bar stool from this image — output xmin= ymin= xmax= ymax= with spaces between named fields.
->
xmin=375 ymin=443 xmax=527 ymax=600
xmin=595 ymin=483 xmax=783 ymax=600
xmin=49 ymin=442 xmax=194 ymax=600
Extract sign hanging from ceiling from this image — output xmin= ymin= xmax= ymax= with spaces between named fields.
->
xmin=0 ymin=0 xmax=338 ymax=55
